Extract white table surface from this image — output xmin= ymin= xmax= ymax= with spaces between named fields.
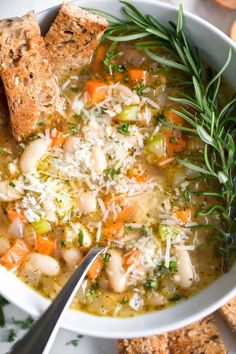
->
xmin=0 ymin=1 xmax=236 ymax=353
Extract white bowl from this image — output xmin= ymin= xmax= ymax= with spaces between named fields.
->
xmin=0 ymin=0 xmax=236 ymax=339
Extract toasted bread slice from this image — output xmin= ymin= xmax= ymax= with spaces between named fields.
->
xmin=215 ymin=0 xmax=236 ymax=9
xmin=0 ymin=12 xmax=63 ymax=140
xmin=118 ymin=334 xmax=169 ymax=354
xmin=220 ymin=296 xmax=236 ymax=334
xmin=168 ymin=314 xmax=227 ymax=354
xmin=44 ymin=3 xmax=108 ymax=80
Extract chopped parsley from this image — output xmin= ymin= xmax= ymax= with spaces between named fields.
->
xmin=0 ymin=147 xmax=6 ymax=154
xmin=0 ymin=296 xmax=8 ymax=327
xmin=68 ymin=123 xmax=78 ymax=135
xmin=13 ymin=315 xmax=34 ymax=329
xmin=37 ymin=121 xmax=45 ymax=126
xmin=60 ymin=241 xmax=66 ymax=248
xmin=8 ymin=181 xmax=16 ymax=188
xmin=169 ymin=293 xmax=182 ymax=302
xmin=134 ymin=82 xmax=150 ymax=96
xmin=105 ymin=168 xmax=121 ymax=180
xmin=144 ymin=275 xmax=159 ymax=290
xmin=66 ymin=335 xmax=83 ymax=347
xmin=155 ymin=112 xmax=165 ymax=123
xmin=117 ymin=123 xmax=130 ymax=136
xmin=140 ymin=225 xmax=148 ymax=236
xmin=157 ymin=260 xmax=178 ymax=273
xmin=70 ymin=87 xmax=79 ymax=93
xmin=86 ymin=283 xmax=99 ymax=301
xmin=103 ymin=42 xmax=125 ymax=75
xmin=78 ymin=229 xmax=84 ymax=247
xmin=124 ymin=226 xmax=133 ymax=233
xmin=169 ymin=136 xmax=177 ymax=143
xmin=183 ymin=187 xmax=191 ymax=202
xmin=8 ymin=329 xmax=17 ymax=343
xmin=120 ymin=296 xmax=128 ymax=304
xmin=101 ymin=253 xmax=111 ymax=263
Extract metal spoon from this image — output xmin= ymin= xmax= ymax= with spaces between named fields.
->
xmin=9 ymin=246 xmax=107 ymax=354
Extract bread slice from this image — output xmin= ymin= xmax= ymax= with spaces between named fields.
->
xmin=0 ymin=12 xmax=63 ymax=140
xmin=220 ymin=296 xmax=236 ymax=334
xmin=44 ymin=3 xmax=108 ymax=80
xmin=118 ymin=334 xmax=169 ymax=354
xmin=0 ymin=81 xmax=9 ymax=126
xmin=168 ymin=314 xmax=227 ymax=354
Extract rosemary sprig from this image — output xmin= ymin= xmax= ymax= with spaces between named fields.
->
xmin=97 ymin=0 xmax=236 ymax=269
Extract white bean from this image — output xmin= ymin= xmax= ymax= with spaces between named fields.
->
xmin=106 ymin=249 xmax=127 ymax=293
xmin=28 ymin=253 xmax=60 ymax=276
xmin=174 ymin=247 xmax=195 ymax=289
xmin=77 ymin=191 xmax=97 ymax=213
xmin=62 ymin=247 xmax=83 ymax=270
xmin=114 ymin=84 xmax=140 ymax=105
xmin=63 ymin=136 xmax=78 ymax=154
xmin=90 ymin=147 xmax=107 ymax=173
xmin=20 ymin=139 xmax=48 ymax=173
xmin=0 ymin=180 xmax=22 ymax=201
xmin=146 ymin=292 xmax=168 ymax=306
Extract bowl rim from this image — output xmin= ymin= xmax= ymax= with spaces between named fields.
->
xmin=1 ymin=0 xmax=236 ymax=339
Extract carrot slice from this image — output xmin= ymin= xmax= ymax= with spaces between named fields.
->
xmin=176 ymin=208 xmax=193 ymax=224
xmin=35 ymin=237 xmax=55 ymax=256
xmin=128 ymin=69 xmax=147 ymax=85
xmin=164 ymin=108 xmax=185 ymax=126
xmin=87 ymin=257 xmax=103 ymax=282
xmin=86 ymin=80 xmax=108 ymax=104
xmin=124 ymin=249 xmax=141 ymax=268
xmin=102 ymin=221 xmax=124 ymax=239
xmin=164 ymin=131 xmax=186 ymax=156
xmin=7 ymin=207 xmax=28 ymax=224
xmin=92 ymin=46 xmax=106 ymax=72
xmin=50 ymin=129 xmax=66 ymax=148
xmin=0 ymin=239 xmax=29 ymax=270
xmin=128 ymin=170 xmax=147 ymax=183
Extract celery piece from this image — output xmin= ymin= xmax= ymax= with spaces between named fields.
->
xmin=57 ymin=196 xmax=73 ymax=217
xmin=159 ymin=223 xmax=179 ymax=241
xmin=33 ymin=218 xmax=51 ymax=235
xmin=146 ymin=135 xmax=165 ymax=157
xmin=117 ymin=105 xmax=139 ymax=122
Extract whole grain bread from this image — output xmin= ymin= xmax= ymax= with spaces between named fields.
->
xmin=168 ymin=314 xmax=227 ymax=354
xmin=0 ymin=12 xmax=63 ymax=140
xmin=220 ymin=296 xmax=236 ymax=334
xmin=118 ymin=334 xmax=169 ymax=354
xmin=44 ymin=2 xmax=108 ymax=80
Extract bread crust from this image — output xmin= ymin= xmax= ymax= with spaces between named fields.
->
xmin=220 ymin=297 xmax=236 ymax=334
xmin=168 ymin=315 xmax=227 ymax=354
xmin=0 ymin=12 xmax=63 ymax=140
xmin=44 ymin=3 xmax=108 ymax=80
xmin=118 ymin=334 xmax=169 ymax=354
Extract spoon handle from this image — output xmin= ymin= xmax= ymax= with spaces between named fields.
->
xmin=9 ymin=246 xmax=106 ymax=354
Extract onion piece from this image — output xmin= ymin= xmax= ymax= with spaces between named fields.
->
xmin=8 ymin=217 xmax=24 ymax=238
xmin=0 ymin=238 xmax=10 ymax=256
xmin=24 ymin=224 xmax=37 ymax=246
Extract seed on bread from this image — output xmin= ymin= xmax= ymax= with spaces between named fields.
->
xmin=44 ymin=3 xmax=108 ymax=80
xmin=0 ymin=12 xmax=63 ymax=140
xmin=220 ymin=296 xmax=236 ymax=334
xmin=117 ymin=334 xmax=169 ymax=354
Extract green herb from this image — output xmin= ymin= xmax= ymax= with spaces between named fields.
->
xmin=70 ymin=87 xmax=79 ymax=93
xmin=120 ymin=296 xmax=128 ymax=304
xmin=0 ymin=296 xmax=8 ymax=327
xmin=124 ymin=226 xmax=133 ymax=233
xmin=13 ymin=316 xmax=34 ymax=329
xmin=133 ymin=82 xmax=150 ymax=96
xmin=69 ymin=123 xmax=78 ymax=135
xmin=101 ymin=1 xmax=236 ymax=270
xmin=37 ymin=121 xmax=45 ymax=126
xmin=66 ymin=335 xmax=83 ymax=347
xmin=140 ymin=225 xmax=148 ymax=236
xmin=101 ymin=253 xmax=111 ymax=262
xmin=60 ymin=241 xmax=66 ymax=248
xmin=8 ymin=181 xmax=16 ymax=188
xmin=103 ymin=42 xmax=125 ymax=75
xmin=105 ymin=167 xmax=121 ymax=179
xmin=155 ymin=112 xmax=165 ymax=123
xmin=169 ymin=294 xmax=182 ymax=302
xmin=157 ymin=260 xmax=178 ymax=273
xmin=86 ymin=283 xmax=99 ymax=300
xmin=78 ymin=229 xmax=84 ymax=247
xmin=144 ymin=275 xmax=159 ymax=290
xmin=169 ymin=137 xmax=176 ymax=143
xmin=8 ymin=329 xmax=17 ymax=343
xmin=0 ymin=147 xmax=5 ymax=154
xmin=117 ymin=122 xmax=130 ymax=136
xmin=183 ymin=187 xmax=191 ymax=202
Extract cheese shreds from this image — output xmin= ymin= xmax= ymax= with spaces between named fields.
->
xmin=164 ymin=233 xmax=171 ymax=268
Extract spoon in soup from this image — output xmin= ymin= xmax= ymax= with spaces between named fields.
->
xmin=9 ymin=246 xmax=107 ymax=354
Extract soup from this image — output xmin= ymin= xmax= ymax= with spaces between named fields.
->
xmin=0 ymin=34 xmax=227 ymax=317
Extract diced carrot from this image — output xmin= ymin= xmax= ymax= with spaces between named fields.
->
xmin=128 ymin=170 xmax=147 ymax=183
xmin=50 ymin=129 xmax=66 ymax=148
xmin=164 ymin=131 xmax=186 ymax=156
xmin=0 ymin=239 xmax=29 ymax=270
xmin=102 ymin=221 xmax=124 ymax=239
xmin=128 ymin=69 xmax=147 ymax=85
xmin=35 ymin=237 xmax=55 ymax=256
xmin=87 ymin=256 xmax=103 ymax=282
xmin=92 ymin=46 xmax=106 ymax=72
xmin=176 ymin=208 xmax=193 ymax=224
xmin=106 ymin=72 xmax=123 ymax=84
xmin=124 ymin=249 xmax=141 ymax=268
xmin=164 ymin=108 xmax=185 ymax=126
xmin=86 ymin=80 xmax=108 ymax=104
xmin=7 ymin=207 xmax=28 ymax=224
